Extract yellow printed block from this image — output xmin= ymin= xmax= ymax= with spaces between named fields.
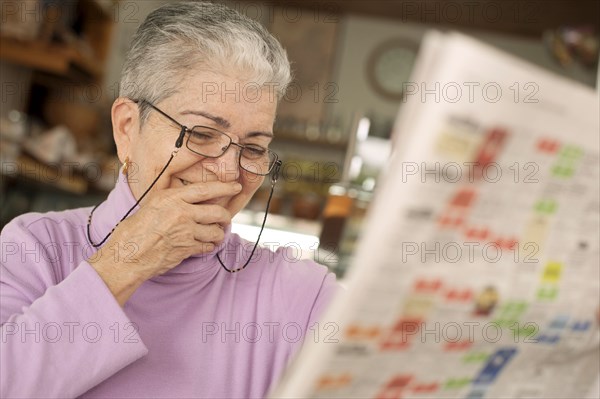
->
xmin=402 ymin=297 xmax=434 ymax=318
xmin=521 ymin=216 xmax=549 ymax=254
xmin=542 ymin=262 xmax=562 ymax=283
xmin=435 ymin=122 xmax=482 ymax=163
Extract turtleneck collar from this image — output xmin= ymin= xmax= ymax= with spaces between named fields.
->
xmin=87 ymin=172 xmax=235 ymax=279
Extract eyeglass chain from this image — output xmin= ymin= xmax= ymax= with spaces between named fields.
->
xmin=86 ymin=126 xmax=281 ymax=274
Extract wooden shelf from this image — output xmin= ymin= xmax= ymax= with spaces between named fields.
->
xmin=0 ymin=36 xmax=102 ymax=79
xmin=2 ymin=155 xmax=88 ymax=195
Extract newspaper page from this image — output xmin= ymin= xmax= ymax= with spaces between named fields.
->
xmin=272 ymin=32 xmax=600 ymax=399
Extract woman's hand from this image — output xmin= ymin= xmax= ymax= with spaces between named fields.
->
xmin=88 ymin=181 xmax=242 ymax=306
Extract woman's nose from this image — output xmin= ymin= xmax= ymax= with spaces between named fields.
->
xmin=211 ymin=144 xmax=241 ymax=182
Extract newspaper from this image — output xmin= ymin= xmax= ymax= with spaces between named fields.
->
xmin=272 ymin=32 xmax=600 ymax=399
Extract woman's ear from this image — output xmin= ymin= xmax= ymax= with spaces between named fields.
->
xmin=111 ymin=97 xmax=140 ymax=163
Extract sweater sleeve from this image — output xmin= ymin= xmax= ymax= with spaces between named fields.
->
xmin=0 ymin=219 xmax=148 ymax=398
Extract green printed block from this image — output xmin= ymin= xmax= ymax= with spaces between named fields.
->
xmin=536 ymin=286 xmax=558 ymax=300
xmin=559 ymin=145 xmax=583 ymax=160
xmin=501 ymin=301 xmax=528 ymax=314
xmin=444 ymin=377 xmax=472 ymax=389
xmin=462 ymin=352 xmax=489 ymax=363
xmin=493 ymin=301 xmax=528 ymax=327
xmin=534 ymin=200 xmax=557 ymax=214
xmin=493 ymin=318 xmax=518 ymax=328
xmin=551 ymin=165 xmax=574 ymax=178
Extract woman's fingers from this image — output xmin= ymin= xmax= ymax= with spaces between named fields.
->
xmin=96 ymin=183 xmax=240 ymax=279
xmin=188 ymin=204 xmax=232 ymax=226
xmin=179 ymin=181 xmax=242 ymax=204
xmin=192 ymin=223 xmax=226 ymax=244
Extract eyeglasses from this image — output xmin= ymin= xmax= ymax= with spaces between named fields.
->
xmin=134 ymin=99 xmax=279 ymax=176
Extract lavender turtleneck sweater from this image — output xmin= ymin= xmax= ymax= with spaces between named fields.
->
xmin=0 ymin=175 xmax=337 ymax=398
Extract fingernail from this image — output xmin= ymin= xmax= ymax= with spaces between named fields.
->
xmin=233 ymin=183 xmax=242 ymax=191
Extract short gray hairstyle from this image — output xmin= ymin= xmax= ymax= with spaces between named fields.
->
xmin=119 ymin=1 xmax=291 ymax=123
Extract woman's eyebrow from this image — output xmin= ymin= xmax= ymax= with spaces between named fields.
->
xmin=181 ymin=110 xmax=231 ymax=129
xmin=181 ymin=110 xmax=273 ymax=139
xmin=246 ymin=131 xmax=274 ymax=139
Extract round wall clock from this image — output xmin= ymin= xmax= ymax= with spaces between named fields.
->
xmin=367 ymin=39 xmax=418 ymax=101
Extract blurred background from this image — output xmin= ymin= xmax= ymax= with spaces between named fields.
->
xmin=1 ymin=0 xmax=599 ymax=277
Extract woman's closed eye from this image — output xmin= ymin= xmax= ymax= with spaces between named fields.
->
xmin=189 ymin=129 xmax=221 ymax=142
xmin=241 ymin=144 xmax=268 ymax=159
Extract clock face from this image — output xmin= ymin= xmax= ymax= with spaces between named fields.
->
xmin=368 ymin=40 xmax=418 ymax=101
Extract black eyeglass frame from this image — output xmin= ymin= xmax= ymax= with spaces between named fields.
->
xmin=132 ymin=99 xmax=279 ymax=176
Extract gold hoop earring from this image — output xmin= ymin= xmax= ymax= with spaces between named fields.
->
xmin=122 ymin=157 xmax=130 ymax=175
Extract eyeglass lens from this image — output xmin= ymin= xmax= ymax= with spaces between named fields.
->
xmin=186 ymin=126 xmax=276 ymax=176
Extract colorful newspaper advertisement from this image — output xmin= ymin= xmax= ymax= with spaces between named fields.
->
xmin=272 ymin=32 xmax=600 ymax=399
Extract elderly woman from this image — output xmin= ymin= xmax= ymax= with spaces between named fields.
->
xmin=0 ymin=2 xmax=337 ymax=398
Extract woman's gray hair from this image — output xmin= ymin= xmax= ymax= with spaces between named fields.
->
xmin=119 ymin=1 xmax=291 ymax=123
